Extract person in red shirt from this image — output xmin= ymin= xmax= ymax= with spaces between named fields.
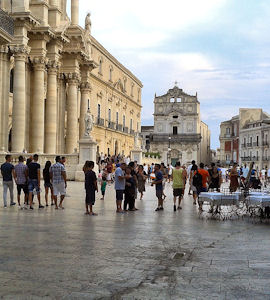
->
xmin=195 ymin=163 xmax=210 ymax=211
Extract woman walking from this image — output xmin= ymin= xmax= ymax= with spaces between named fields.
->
xmin=137 ymin=165 xmax=147 ymax=200
xmin=229 ymin=163 xmax=239 ymax=192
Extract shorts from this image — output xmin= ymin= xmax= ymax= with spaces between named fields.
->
xmin=197 ymin=187 xmax=207 ymax=195
xmin=44 ymin=182 xmax=52 ymax=189
xmin=101 ymin=190 xmax=105 ymax=196
xmin=116 ymin=190 xmax=124 ymax=201
xmin=156 ymin=189 xmax=163 ymax=199
xmin=28 ymin=179 xmax=40 ymax=193
xmin=85 ymin=190 xmax=95 ymax=205
xmin=53 ymin=182 xmax=66 ymax=196
xmin=173 ymin=188 xmax=183 ymax=197
xmin=17 ymin=184 xmax=28 ymax=195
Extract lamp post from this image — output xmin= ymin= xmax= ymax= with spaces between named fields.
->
xmin=167 ymin=136 xmax=171 ymax=165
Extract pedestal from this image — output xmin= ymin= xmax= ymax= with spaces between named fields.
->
xmin=75 ymin=136 xmax=98 ymax=182
xmin=131 ymin=149 xmax=142 ymax=164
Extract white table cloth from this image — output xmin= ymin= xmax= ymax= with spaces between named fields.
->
xmin=199 ymin=192 xmax=240 ymax=206
xmin=246 ymin=194 xmax=270 ymax=208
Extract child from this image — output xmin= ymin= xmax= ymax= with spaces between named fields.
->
xmin=84 ymin=161 xmax=98 ymax=216
xmin=100 ymin=176 xmax=107 ymax=200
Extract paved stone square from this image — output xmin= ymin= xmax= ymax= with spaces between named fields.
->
xmin=0 ymin=181 xmax=270 ymax=299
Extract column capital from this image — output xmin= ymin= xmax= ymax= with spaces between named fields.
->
xmin=65 ymin=72 xmax=80 ymax=85
xmin=80 ymin=82 xmax=91 ymax=92
xmin=47 ymin=60 xmax=59 ymax=75
xmin=31 ymin=56 xmax=47 ymax=71
xmin=11 ymin=45 xmax=31 ymax=61
xmin=0 ymin=45 xmax=9 ymax=54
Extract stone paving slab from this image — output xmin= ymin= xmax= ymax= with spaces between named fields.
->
xmin=0 ymin=181 xmax=270 ymax=299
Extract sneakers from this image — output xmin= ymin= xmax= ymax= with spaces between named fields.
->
xmin=155 ymin=207 xmax=160 ymax=211
xmin=10 ymin=202 xmax=16 ymax=206
xmin=4 ymin=205 xmax=7 ymax=208
xmin=29 ymin=206 xmax=34 ymax=210
xmin=174 ymin=205 xmax=176 ymax=212
xmin=39 ymin=205 xmax=44 ymax=209
xmin=177 ymin=206 xmax=182 ymax=210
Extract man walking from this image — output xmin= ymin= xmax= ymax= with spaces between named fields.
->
xmin=114 ymin=162 xmax=126 ymax=213
xmin=28 ymin=154 xmax=44 ymax=209
xmin=172 ymin=161 xmax=187 ymax=211
xmin=1 ymin=154 xmax=16 ymax=207
xmin=50 ymin=156 xmax=67 ymax=209
xmin=14 ymin=156 xmax=28 ymax=209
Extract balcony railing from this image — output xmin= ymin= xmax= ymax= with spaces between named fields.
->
xmin=253 ymin=142 xmax=260 ymax=147
xmin=241 ymin=156 xmax=260 ymax=162
xmin=241 ymin=144 xmax=246 ymax=148
xmin=116 ymin=124 xmax=123 ymax=132
xmin=96 ymin=118 xmax=104 ymax=126
xmin=151 ymin=133 xmax=201 ymax=143
xmin=247 ymin=143 xmax=252 ymax=147
xmin=0 ymin=9 xmax=14 ymax=36
xmin=123 ymin=127 xmax=129 ymax=133
xmin=107 ymin=121 xmax=115 ymax=130
xmin=262 ymin=141 xmax=269 ymax=146
xmin=130 ymin=129 xmax=135 ymax=135
xmin=262 ymin=156 xmax=269 ymax=161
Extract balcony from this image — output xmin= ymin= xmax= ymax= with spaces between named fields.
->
xmin=241 ymin=144 xmax=246 ymax=148
xmin=151 ymin=133 xmax=201 ymax=143
xmin=0 ymin=9 xmax=14 ymax=43
xmin=123 ymin=127 xmax=129 ymax=133
xmin=130 ymin=129 xmax=135 ymax=135
xmin=241 ymin=156 xmax=260 ymax=162
xmin=262 ymin=141 xmax=269 ymax=146
xmin=262 ymin=156 xmax=269 ymax=161
xmin=253 ymin=142 xmax=260 ymax=147
xmin=247 ymin=143 xmax=252 ymax=147
xmin=107 ymin=121 xmax=115 ymax=130
xmin=116 ymin=124 xmax=123 ymax=132
xmin=96 ymin=118 xmax=104 ymax=126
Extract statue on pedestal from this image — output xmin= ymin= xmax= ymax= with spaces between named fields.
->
xmin=84 ymin=108 xmax=93 ymax=137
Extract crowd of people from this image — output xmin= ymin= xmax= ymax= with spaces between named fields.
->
xmin=1 ymin=153 xmax=269 ymax=215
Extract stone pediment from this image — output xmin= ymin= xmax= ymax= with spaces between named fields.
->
xmin=114 ymin=79 xmax=124 ymax=93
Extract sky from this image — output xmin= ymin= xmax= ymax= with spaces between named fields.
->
xmin=68 ymin=0 xmax=270 ymax=149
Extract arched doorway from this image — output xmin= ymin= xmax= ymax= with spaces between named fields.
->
xmin=171 ymin=149 xmax=181 ymax=167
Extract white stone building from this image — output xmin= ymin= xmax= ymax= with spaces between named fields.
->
xmin=141 ymin=85 xmax=211 ymax=166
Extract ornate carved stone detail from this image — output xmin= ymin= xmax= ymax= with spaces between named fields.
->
xmin=80 ymin=82 xmax=91 ymax=92
xmin=32 ymin=57 xmax=47 ymax=71
xmin=47 ymin=60 xmax=59 ymax=75
xmin=65 ymin=72 xmax=80 ymax=85
xmin=11 ymin=45 xmax=31 ymax=61
xmin=0 ymin=45 xmax=9 ymax=54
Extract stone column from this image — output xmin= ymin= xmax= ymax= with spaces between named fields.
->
xmin=56 ymin=73 xmax=66 ymax=153
xmin=66 ymin=73 xmax=79 ymax=153
xmin=45 ymin=62 xmax=58 ymax=153
xmin=31 ymin=57 xmax=46 ymax=153
xmin=79 ymin=82 xmax=91 ymax=139
xmin=71 ymin=0 xmax=79 ymax=25
xmin=0 ymin=46 xmax=10 ymax=152
xmin=11 ymin=47 xmax=28 ymax=153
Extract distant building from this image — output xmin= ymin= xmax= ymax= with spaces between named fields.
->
xmin=219 ymin=108 xmax=270 ymax=169
xmin=141 ymin=84 xmax=211 ymax=166
xmin=219 ymin=115 xmax=239 ymax=165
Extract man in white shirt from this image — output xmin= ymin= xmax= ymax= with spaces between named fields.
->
xmin=242 ymin=164 xmax=249 ymax=179
xmin=187 ymin=160 xmax=195 ymax=194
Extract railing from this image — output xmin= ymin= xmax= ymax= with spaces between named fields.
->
xmin=123 ymin=127 xmax=129 ymax=133
xmin=96 ymin=118 xmax=104 ymax=126
xmin=241 ymin=156 xmax=260 ymax=162
xmin=262 ymin=156 xmax=269 ymax=161
xmin=107 ymin=121 xmax=115 ymax=130
xmin=241 ymin=144 xmax=246 ymax=148
xmin=130 ymin=129 xmax=135 ymax=135
xmin=253 ymin=142 xmax=259 ymax=147
xmin=262 ymin=141 xmax=269 ymax=146
xmin=247 ymin=143 xmax=252 ymax=147
xmin=116 ymin=124 xmax=123 ymax=132
xmin=0 ymin=8 xmax=14 ymax=36
xmin=151 ymin=133 xmax=201 ymax=143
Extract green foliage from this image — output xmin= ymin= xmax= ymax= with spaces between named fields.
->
xmin=143 ymin=152 xmax=161 ymax=159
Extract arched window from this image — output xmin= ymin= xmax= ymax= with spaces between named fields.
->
xmin=109 ymin=66 xmax=113 ymax=82
xmin=123 ymin=77 xmax=127 ymax=92
xmin=98 ymin=57 xmax=103 ymax=75
xmin=131 ymin=82 xmax=134 ymax=97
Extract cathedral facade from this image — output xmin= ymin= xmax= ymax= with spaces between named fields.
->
xmin=141 ymin=85 xmax=210 ymax=166
xmin=0 ymin=0 xmax=142 ymax=156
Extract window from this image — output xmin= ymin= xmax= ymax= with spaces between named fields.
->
xmin=109 ymin=67 xmax=113 ymax=81
xmin=123 ymin=78 xmax=127 ymax=92
xmin=250 ymin=137 xmax=252 ymax=144
xmin=226 ymin=154 xmax=230 ymax=161
xmin=99 ymin=59 xmax=103 ymax=74
xmin=173 ymin=115 xmax=178 ymax=119
xmin=173 ymin=126 xmax=178 ymax=135
xmin=131 ymin=83 xmax=134 ymax=97
xmin=10 ymin=69 xmax=14 ymax=93
xmin=116 ymin=112 xmax=119 ymax=126
xmin=123 ymin=115 xmax=126 ymax=129
xmin=137 ymin=88 xmax=140 ymax=102
xmin=244 ymin=138 xmax=246 ymax=146
xmin=130 ymin=119 xmax=133 ymax=130
xmin=226 ymin=127 xmax=230 ymax=135
xmin=97 ymin=104 xmax=101 ymax=119
xmin=256 ymin=136 xmax=259 ymax=146
xmin=108 ymin=109 xmax=111 ymax=124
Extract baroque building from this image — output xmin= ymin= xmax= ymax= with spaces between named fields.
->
xmin=141 ymin=85 xmax=211 ymax=166
xmin=0 ymin=0 xmax=142 ymax=157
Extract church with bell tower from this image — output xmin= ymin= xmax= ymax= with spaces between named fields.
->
xmin=141 ymin=84 xmax=211 ymax=166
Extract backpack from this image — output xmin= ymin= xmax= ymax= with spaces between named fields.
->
xmin=193 ymin=171 xmax=203 ymax=188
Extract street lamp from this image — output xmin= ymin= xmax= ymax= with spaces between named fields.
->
xmin=167 ymin=136 xmax=172 ymax=165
